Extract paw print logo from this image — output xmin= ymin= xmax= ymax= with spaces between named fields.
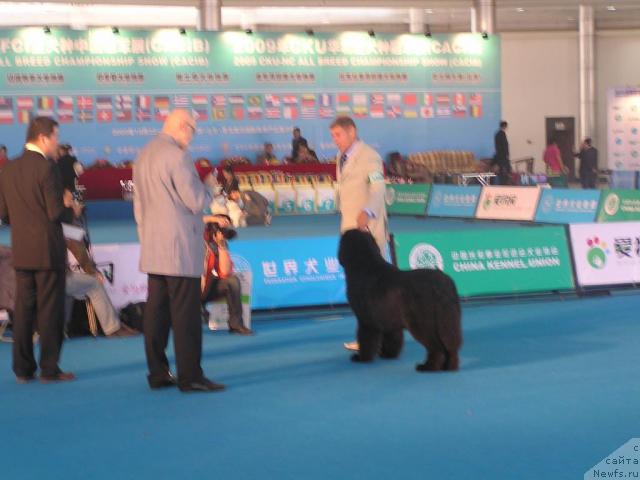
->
xmin=586 ymin=237 xmax=609 ymax=269
xmin=482 ymin=193 xmax=493 ymax=210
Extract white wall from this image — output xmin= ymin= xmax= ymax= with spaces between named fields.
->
xmin=596 ymin=30 xmax=640 ymax=168
xmin=501 ymin=29 xmax=640 ymax=172
xmin=501 ymin=31 xmax=580 ymax=172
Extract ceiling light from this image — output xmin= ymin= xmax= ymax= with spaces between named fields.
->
xmin=607 ymin=5 xmax=617 ymax=11
xmin=425 ymin=9 xmax=433 ymax=14
xmin=516 ymin=8 xmax=525 ymax=13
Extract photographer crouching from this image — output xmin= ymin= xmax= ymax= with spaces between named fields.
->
xmin=200 ymin=215 xmax=253 ymax=335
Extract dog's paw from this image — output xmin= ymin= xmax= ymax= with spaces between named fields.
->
xmin=415 ymin=362 xmax=443 ymax=372
xmin=351 ymin=353 xmax=373 ymax=363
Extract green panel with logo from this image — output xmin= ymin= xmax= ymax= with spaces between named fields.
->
xmin=596 ymin=189 xmax=640 ymax=222
xmin=393 ymin=226 xmax=575 ymax=297
xmin=385 ymin=183 xmax=431 ymax=215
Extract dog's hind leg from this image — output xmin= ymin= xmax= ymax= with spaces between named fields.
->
xmin=351 ymin=325 xmax=381 ymax=363
xmin=380 ymin=329 xmax=404 ymax=359
xmin=415 ymin=349 xmax=446 ymax=372
xmin=443 ymin=352 xmax=459 ymax=371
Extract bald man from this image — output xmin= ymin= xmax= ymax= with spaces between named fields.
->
xmin=134 ymin=109 xmax=224 ymax=393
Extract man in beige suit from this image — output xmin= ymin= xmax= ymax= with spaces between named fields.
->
xmin=330 ymin=116 xmax=387 ymax=351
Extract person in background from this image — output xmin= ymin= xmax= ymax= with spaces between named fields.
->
xmin=291 ymin=127 xmax=308 ymax=159
xmin=0 ymin=116 xmax=75 ymax=384
xmin=65 ymin=237 xmax=138 ymax=338
xmin=330 ymin=115 xmax=387 ymax=353
xmin=294 ymin=143 xmax=319 ymax=164
xmin=491 ymin=120 xmax=511 ymax=185
xmin=133 ymin=109 xmax=224 ymax=394
xmin=56 ymin=143 xmax=84 ymax=194
xmin=256 ymin=142 xmax=279 ymax=165
xmin=576 ymin=138 xmax=599 ymax=189
xmin=220 ymin=165 xmax=240 ymax=196
xmin=542 ymin=137 xmax=568 ymax=175
xmin=0 ymin=145 xmax=8 ymax=170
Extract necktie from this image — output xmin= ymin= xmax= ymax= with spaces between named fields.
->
xmin=340 ymin=153 xmax=348 ymax=170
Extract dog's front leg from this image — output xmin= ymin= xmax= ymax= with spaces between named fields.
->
xmin=351 ymin=325 xmax=381 ymax=362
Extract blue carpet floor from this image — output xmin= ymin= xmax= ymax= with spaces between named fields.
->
xmin=1 ymin=293 xmax=639 ymax=480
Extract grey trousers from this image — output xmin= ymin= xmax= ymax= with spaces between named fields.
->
xmin=66 ymin=272 xmax=121 ymax=335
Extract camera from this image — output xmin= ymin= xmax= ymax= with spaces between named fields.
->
xmin=205 ymin=215 xmax=237 ymax=242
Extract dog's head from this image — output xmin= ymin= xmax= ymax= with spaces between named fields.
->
xmin=338 ymin=229 xmax=382 ymax=270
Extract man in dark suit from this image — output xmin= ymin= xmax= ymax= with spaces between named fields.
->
xmin=576 ymin=138 xmax=598 ymax=189
xmin=492 ymin=120 xmax=511 ymax=185
xmin=0 ymin=116 xmax=75 ymax=384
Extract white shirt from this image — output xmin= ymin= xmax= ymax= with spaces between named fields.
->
xmin=25 ymin=143 xmax=47 ymax=158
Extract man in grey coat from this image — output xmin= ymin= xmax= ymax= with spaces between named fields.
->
xmin=330 ymin=116 xmax=387 ymax=352
xmin=133 ymin=109 xmax=224 ymax=393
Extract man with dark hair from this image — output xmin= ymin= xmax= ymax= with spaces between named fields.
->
xmin=0 ymin=116 xmax=76 ymax=383
xmin=134 ymin=109 xmax=224 ymax=393
xmin=56 ymin=143 xmax=83 ymax=194
xmin=492 ymin=120 xmax=511 ymax=185
xmin=291 ymin=127 xmax=308 ymax=159
xmin=257 ymin=142 xmax=278 ymax=165
xmin=330 ymin=115 xmax=387 ymax=352
xmin=576 ymin=137 xmax=598 ymax=189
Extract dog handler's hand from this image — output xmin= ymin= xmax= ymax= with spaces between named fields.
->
xmin=356 ymin=211 xmax=370 ymax=230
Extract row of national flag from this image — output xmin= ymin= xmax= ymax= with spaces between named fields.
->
xmin=0 ymin=92 xmax=484 ymax=124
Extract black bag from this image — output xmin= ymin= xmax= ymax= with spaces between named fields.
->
xmin=242 ymin=190 xmax=271 ymax=225
xmin=119 ymin=302 xmax=146 ymax=332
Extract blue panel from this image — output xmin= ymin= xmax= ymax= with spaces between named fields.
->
xmin=534 ymin=188 xmax=600 ymax=224
xmin=427 ymin=185 xmax=481 ymax=218
xmin=230 ymin=236 xmax=346 ymax=309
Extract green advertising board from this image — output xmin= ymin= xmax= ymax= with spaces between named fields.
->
xmin=596 ymin=189 xmax=640 ymax=222
xmin=393 ymin=226 xmax=574 ymax=297
xmin=385 ymin=183 xmax=431 ymax=215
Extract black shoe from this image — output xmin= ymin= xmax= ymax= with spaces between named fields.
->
xmin=148 ymin=372 xmax=177 ymax=390
xmin=229 ymin=326 xmax=253 ymax=336
xmin=178 ymin=377 xmax=226 ymax=393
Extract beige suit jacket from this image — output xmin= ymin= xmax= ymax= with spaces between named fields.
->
xmin=336 ymin=141 xmax=387 ymax=252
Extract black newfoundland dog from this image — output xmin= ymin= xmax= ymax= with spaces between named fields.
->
xmin=338 ymin=229 xmax=462 ymax=372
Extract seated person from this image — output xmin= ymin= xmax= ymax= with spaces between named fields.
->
xmin=200 ymin=217 xmax=253 ymax=335
xmin=294 ymin=143 xmax=319 ymax=164
xmin=256 ymin=142 xmax=279 ymax=165
xmin=66 ymin=238 xmax=138 ymax=337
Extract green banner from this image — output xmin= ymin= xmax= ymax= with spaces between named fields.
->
xmin=393 ymin=226 xmax=574 ymax=297
xmin=596 ymin=189 xmax=640 ymax=222
xmin=385 ymin=183 xmax=431 ymax=215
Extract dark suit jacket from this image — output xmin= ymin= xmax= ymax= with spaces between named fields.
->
xmin=494 ymin=129 xmax=510 ymax=164
xmin=0 ymin=149 xmax=66 ymax=270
